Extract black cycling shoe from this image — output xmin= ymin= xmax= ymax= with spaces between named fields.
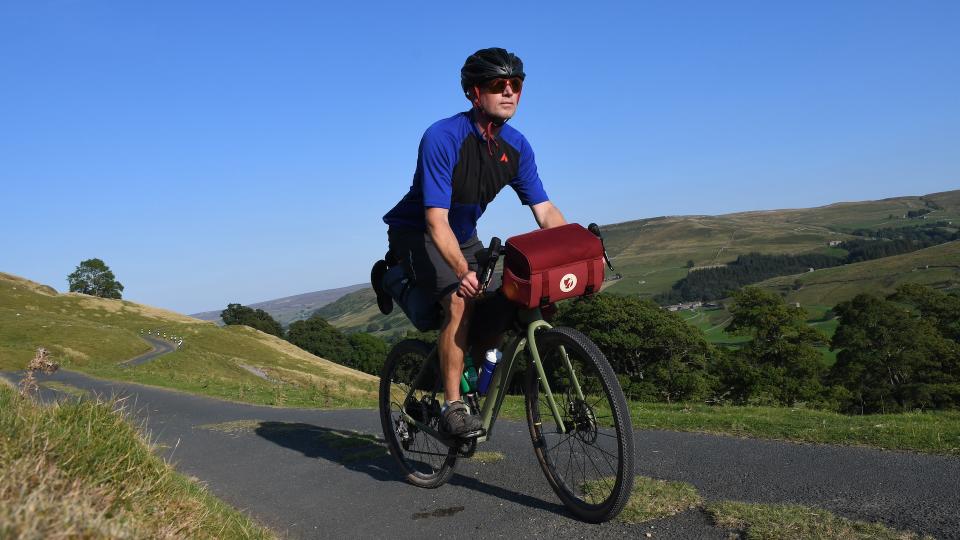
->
xmin=371 ymin=259 xmax=393 ymax=315
xmin=441 ymin=401 xmax=484 ymax=439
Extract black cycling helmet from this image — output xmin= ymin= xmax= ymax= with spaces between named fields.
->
xmin=460 ymin=47 xmax=525 ymax=98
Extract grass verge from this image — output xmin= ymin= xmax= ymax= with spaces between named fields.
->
xmin=600 ymin=476 xmax=931 ymax=539
xmin=708 ymin=501 xmax=934 ymax=539
xmin=0 ymin=385 xmax=273 ymax=539
xmin=496 ymin=395 xmax=960 ymax=455
xmin=628 ymin=402 xmax=960 ymax=456
xmin=586 ymin=476 xmax=701 ymax=524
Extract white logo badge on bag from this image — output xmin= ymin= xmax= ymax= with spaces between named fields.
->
xmin=559 ymin=273 xmax=578 ymax=293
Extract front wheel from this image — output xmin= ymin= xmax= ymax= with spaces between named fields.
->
xmin=525 ymin=327 xmax=635 ymax=522
xmin=379 ymin=339 xmax=457 ymax=488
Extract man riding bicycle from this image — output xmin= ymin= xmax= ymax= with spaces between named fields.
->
xmin=373 ymin=47 xmax=567 ymax=438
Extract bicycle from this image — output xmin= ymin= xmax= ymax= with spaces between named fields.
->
xmin=378 ymin=225 xmax=635 ymax=523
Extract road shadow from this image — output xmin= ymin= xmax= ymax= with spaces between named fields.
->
xmin=255 ymin=421 xmax=398 ymax=482
xmin=255 ymin=421 xmax=568 ymax=518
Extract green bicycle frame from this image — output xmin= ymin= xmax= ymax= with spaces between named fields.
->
xmin=397 ymin=306 xmax=585 ymax=443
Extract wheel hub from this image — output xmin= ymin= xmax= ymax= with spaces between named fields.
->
xmin=568 ymin=399 xmax=598 ymax=444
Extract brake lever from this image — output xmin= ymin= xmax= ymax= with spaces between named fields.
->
xmin=479 ymin=237 xmax=501 ymax=292
xmin=588 ymin=223 xmax=615 ymax=272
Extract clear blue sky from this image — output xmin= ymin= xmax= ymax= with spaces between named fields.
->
xmin=2 ymin=1 xmax=958 ymax=315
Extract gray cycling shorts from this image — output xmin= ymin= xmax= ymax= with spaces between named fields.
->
xmin=387 ymin=228 xmax=483 ymax=305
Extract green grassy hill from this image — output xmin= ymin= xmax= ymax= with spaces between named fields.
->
xmin=0 ymin=272 xmax=377 ymax=408
xmin=313 ymin=189 xmax=959 ymax=335
xmin=757 ymin=240 xmax=960 ymax=306
xmin=602 ymin=190 xmax=959 ymax=298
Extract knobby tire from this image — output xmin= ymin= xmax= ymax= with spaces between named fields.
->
xmin=525 ymin=326 xmax=635 ymax=523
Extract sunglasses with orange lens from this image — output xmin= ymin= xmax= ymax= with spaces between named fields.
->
xmin=483 ymin=77 xmax=523 ymax=93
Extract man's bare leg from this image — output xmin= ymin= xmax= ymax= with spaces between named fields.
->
xmin=438 ymin=292 xmax=483 ymax=436
xmin=439 ymin=292 xmax=471 ymax=402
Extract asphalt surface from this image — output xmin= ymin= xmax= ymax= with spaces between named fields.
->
xmin=4 ymin=366 xmax=959 ymax=539
xmin=121 ymin=335 xmax=176 ymax=366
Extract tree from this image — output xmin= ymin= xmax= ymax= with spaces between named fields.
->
xmin=723 ymin=287 xmax=826 ymax=406
xmin=556 ymin=294 xmax=717 ymax=402
xmin=348 ymin=333 xmax=390 ymax=375
xmin=67 ymin=258 xmax=124 ymax=299
xmin=286 ymin=315 xmax=355 ymax=366
xmin=830 ymin=291 xmax=960 ymax=413
xmin=220 ymin=303 xmax=284 ymax=338
xmin=889 ymin=284 xmax=960 ymax=342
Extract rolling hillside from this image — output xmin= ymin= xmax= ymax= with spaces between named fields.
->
xmin=0 ymin=272 xmax=376 ymax=408
xmin=189 ymin=283 xmax=366 ymax=326
xmin=757 ymin=240 xmax=960 ymax=306
xmin=315 ymin=189 xmax=959 ymax=336
xmin=602 ymin=190 xmax=959 ymax=298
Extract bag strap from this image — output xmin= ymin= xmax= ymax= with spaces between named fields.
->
xmin=585 ymin=259 xmax=596 ymax=296
xmin=539 ymin=271 xmax=550 ymax=307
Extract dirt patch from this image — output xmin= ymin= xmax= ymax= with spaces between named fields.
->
xmin=236 ymin=363 xmax=273 ymax=382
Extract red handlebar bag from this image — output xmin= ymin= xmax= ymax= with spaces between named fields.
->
xmin=501 ymin=223 xmax=605 ymax=309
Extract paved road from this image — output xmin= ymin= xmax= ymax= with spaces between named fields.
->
xmin=121 ymin=335 xmax=177 ymax=366
xmin=5 ymin=370 xmax=958 ymax=539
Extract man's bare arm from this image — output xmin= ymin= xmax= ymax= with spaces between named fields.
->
xmin=531 ymin=201 xmax=567 ymax=229
xmin=425 ymin=207 xmax=480 ymax=297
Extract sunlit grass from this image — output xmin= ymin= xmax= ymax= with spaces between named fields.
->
xmin=584 ymin=476 xmax=701 ymax=524
xmin=709 ymin=501 xmax=934 ymax=540
xmin=0 ymin=272 xmax=378 ymax=409
xmin=493 ymin=394 xmax=960 ymax=455
xmin=0 ymin=384 xmax=273 ymax=539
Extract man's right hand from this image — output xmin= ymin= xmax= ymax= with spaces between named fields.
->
xmin=457 ymin=270 xmax=480 ymax=298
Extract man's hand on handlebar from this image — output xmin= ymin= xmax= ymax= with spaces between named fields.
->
xmin=457 ymin=270 xmax=481 ymax=299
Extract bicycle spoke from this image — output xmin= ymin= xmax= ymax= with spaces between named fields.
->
xmin=578 ymin=436 xmax=618 ymax=481
xmin=545 ymin=431 xmax=578 ymax=454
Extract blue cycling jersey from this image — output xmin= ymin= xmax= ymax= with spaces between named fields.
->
xmin=383 ymin=111 xmax=549 ymax=243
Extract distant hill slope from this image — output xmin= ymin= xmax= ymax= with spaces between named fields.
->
xmin=756 ymin=240 xmax=960 ymax=306
xmin=314 ymin=287 xmax=415 ymax=336
xmin=311 ymin=189 xmax=959 ymax=337
xmin=190 ymin=283 xmax=366 ymax=326
xmin=602 ymin=190 xmax=959 ymax=298
xmin=0 ymin=272 xmax=376 ymax=408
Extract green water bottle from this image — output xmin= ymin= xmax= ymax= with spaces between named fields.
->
xmin=460 ymin=354 xmax=478 ymax=394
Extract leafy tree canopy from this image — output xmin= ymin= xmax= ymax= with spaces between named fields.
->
xmin=67 ymin=258 xmax=124 ymax=299
xmin=286 ymin=315 xmax=354 ymax=366
xmin=830 ymin=287 xmax=960 ymax=413
xmin=723 ymin=287 xmax=827 ymax=406
xmin=220 ymin=303 xmax=284 ymax=338
xmin=348 ymin=332 xmax=390 ymax=376
xmin=557 ymin=294 xmax=717 ymax=402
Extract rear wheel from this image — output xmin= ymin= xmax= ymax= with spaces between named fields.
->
xmin=379 ymin=339 xmax=457 ymax=488
xmin=525 ymin=327 xmax=635 ymax=522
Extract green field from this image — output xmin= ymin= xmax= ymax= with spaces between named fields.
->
xmin=758 ymin=240 xmax=960 ymax=306
xmin=0 ymin=272 xmax=378 ymax=408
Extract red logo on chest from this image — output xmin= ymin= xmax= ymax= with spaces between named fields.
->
xmin=499 ymin=153 xmax=509 ymax=163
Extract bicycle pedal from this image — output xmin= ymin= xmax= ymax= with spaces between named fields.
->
xmin=455 ymin=428 xmax=485 ymax=440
